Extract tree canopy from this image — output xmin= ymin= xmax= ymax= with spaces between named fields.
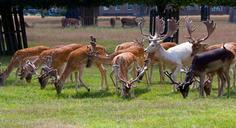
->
xmin=0 ymin=0 xmax=236 ymax=8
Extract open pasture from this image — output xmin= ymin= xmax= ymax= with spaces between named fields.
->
xmin=0 ymin=15 xmax=236 ymax=127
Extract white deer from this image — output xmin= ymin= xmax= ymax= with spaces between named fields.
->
xmin=141 ymin=17 xmax=216 ymax=91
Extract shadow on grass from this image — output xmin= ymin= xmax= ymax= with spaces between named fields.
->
xmin=57 ymin=90 xmax=113 ymax=99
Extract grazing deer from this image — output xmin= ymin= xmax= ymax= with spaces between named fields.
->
xmin=90 ymin=44 xmax=149 ymax=91
xmin=115 ymin=39 xmax=176 ymax=83
xmin=120 ymin=17 xmax=139 ymax=27
xmin=54 ymin=42 xmax=108 ymax=94
xmin=20 ymin=43 xmax=83 ymax=89
xmin=141 ymin=17 xmax=215 ymax=91
xmin=61 ymin=18 xmax=80 ymax=28
xmin=96 ymin=51 xmax=147 ymax=97
xmin=110 ymin=18 xmax=115 ymax=28
xmin=0 ymin=46 xmax=50 ymax=85
xmin=165 ymin=46 xmax=234 ymax=98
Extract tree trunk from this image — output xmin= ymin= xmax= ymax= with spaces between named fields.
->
xmin=80 ymin=7 xmax=98 ymax=26
xmin=201 ymin=5 xmax=210 ymax=21
xmin=0 ymin=6 xmax=27 ymax=55
xmin=149 ymin=5 xmax=179 ymax=43
xmin=229 ymin=8 xmax=236 ymax=23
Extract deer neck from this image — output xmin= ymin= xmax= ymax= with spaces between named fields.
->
xmin=96 ymin=55 xmax=113 ymax=65
xmin=58 ymin=65 xmax=72 ymax=84
xmin=2 ymin=57 xmax=19 ymax=79
xmin=155 ymin=43 xmax=172 ymax=61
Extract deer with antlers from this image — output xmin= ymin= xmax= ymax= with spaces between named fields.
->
xmin=0 ymin=46 xmax=50 ymax=85
xmin=20 ymin=43 xmax=83 ymax=89
xmin=165 ymin=44 xmax=235 ymax=98
xmin=111 ymin=52 xmax=148 ymax=97
xmin=90 ymin=44 xmax=149 ymax=93
xmin=141 ymin=17 xmax=216 ymax=91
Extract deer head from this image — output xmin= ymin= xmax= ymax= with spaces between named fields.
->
xmin=19 ymin=60 xmax=38 ymax=83
xmin=38 ymin=65 xmax=58 ymax=89
xmin=86 ymin=36 xmax=97 ymax=67
xmin=185 ymin=17 xmax=216 ymax=56
xmin=164 ymin=70 xmax=194 ymax=98
xmin=119 ymin=66 xmax=148 ymax=97
xmin=140 ymin=17 xmax=179 ymax=53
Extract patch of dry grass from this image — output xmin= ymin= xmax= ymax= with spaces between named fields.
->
xmin=25 ymin=15 xmax=236 ymax=48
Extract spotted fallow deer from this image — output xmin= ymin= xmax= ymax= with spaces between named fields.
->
xmin=20 ymin=43 xmax=83 ymax=89
xmin=114 ymin=40 xmax=144 ymax=52
xmin=101 ymin=51 xmax=147 ymax=97
xmin=115 ymin=39 xmax=176 ymax=83
xmin=54 ymin=43 xmax=108 ymax=94
xmin=90 ymin=43 xmax=149 ymax=89
xmin=165 ymin=45 xmax=235 ymax=98
xmin=141 ymin=17 xmax=216 ymax=91
xmin=0 ymin=46 xmax=50 ymax=85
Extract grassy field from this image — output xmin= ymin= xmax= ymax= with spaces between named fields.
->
xmin=0 ymin=16 xmax=236 ymax=128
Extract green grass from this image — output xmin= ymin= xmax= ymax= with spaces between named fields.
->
xmin=1 ymin=15 xmax=236 ymax=127
xmin=1 ymin=56 xmax=236 ymax=128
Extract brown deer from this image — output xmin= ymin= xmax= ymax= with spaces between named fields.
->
xmin=20 ymin=43 xmax=83 ymax=89
xmin=120 ymin=17 xmax=138 ymax=27
xmin=111 ymin=52 xmax=145 ymax=97
xmin=114 ymin=40 xmax=144 ymax=52
xmin=54 ymin=43 xmax=108 ymax=94
xmin=0 ymin=46 xmax=50 ymax=85
xmin=61 ymin=18 xmax=80 ymax=28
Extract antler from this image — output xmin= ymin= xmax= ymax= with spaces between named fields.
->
xmin=160 ymin=17 xmax=179 ymax=40
xmin=197 ymin=20 xmax=216 ymax=43
xmin=185 ymin=17 xmax=196 ymax=42
xmin=89 ymin=36 xmax=97 ymax=53
xmin=155 ymin=16 xmax=165 ymax=37
xmin=164 ymin=71 xmax=180 ymax=85
xmin=138 ymin=18 xmax=150 ymax=37
xmin=185 ymin=17 xmax=216 ymax=44
xmin=129 ymin=66 xmax=148 ymax=86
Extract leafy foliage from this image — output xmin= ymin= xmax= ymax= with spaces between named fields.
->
xmin=0 ymin=0 xmax=236 ymax=8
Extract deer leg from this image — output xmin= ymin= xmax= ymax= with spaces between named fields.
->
xmin=159 ymin=63 xmax=165 ymax=83
xmin=77 ymin=65 xmax=90 ymax=92
xmin=113 ymin=67 xmax=120 ymax=95
xmin=148 ymin=64 xmax=153 ymax=84
xmin=96 ymin=63 xmax=108 ymax=90
xmin=233 ymin=66 xmax=236 ymax=88
xmin=171 ymin=65 xmax=181 ymax=92
xmin=217 ymin=71 xmax=227 ymax=97
xmin=15 ymin=67 xmax=20 ymax=79
xmin=110 ymin=70 xmax=116 ymax=88
xmin=199 ymin=73 xmax=206 ymax=97
xmin=224 ymin=70 xmax=231 ymax=98
xmin=144 ymin=72 xmax=150 ymax=87
xmin=74 ymin=71 xmax=78 ymax=83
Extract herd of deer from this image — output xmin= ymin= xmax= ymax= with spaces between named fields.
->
xmin=1 ymin=17 xmax=236 ymax=98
